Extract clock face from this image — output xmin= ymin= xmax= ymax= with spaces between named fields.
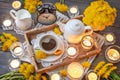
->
xmin=38 ymin=13 xmax=57 ymax=25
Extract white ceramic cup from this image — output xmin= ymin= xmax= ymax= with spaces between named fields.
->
xmin=38 ymin=34 xmax=60 ymax=55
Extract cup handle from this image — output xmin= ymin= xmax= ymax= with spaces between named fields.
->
xmin=84 ymin=26 xmax=93 ymax=35
xmin=10 ymin=10 xmax=17 ymax=20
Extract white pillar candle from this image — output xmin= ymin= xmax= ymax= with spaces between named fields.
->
xmin=13 ymin=46 xmax=23 ymax=56
xmin=9 ymin=59 xmax=20 ymax=69
xmin=67 ymin=62 xmax=84 ymax=79
xmin=3 ymin=20 xmax=12 ymax=27
xmin=12 ymin=1 xmax=21 ymax=10
xmin=51 ymin=73 xmax=60 ymax=80
xmin=67 ymin=47 xmax=77 ymax=57
xmin=70 ymin=7 xmax=78 ymax=14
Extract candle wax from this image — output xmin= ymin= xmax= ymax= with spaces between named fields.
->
xmin=67 ymin=47 xmax=77 ymax=56
xmin=107 ymin=49 xmax=120 ymax=61
xmin=67 ymin=62 xmax=84 ymax=79
xmin=13 ymin=47 xmax=23 ymax=56
xmin=51 ymin=73 xmax=60 ymax=80
xmin=12 ymin=1 xmax=21 ymax=10
xmin=70 ymin=7 xmax=78 ymax=14
xmin=3 ymin=20 xmax=12 ymax=27
xmin=10 ymin=59 xmax=20 ymax=68
xmin=83 ymin=40 xmax=92 ymax=47
xmin=88 ymin=72 xmax=98 ymax=80
xmin=105 ymin=34 xmax=114 ymax=42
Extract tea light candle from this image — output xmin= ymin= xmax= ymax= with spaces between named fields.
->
xmin=87 ymin=72 xmax=98 ymax=80
xmin=9 ymin=59 xmax=20 ymax=69
xmin=51 ymin=73 xmax=60 ymax=80
xmin=70 ymin=7 xmax=78 ymax=14
xmin=13 ymin=46 xmax=23 ymax=56
xmin=12 ymin=1 xmax=21 ymax=10
xmin=67 ymin=62 xmax=84 ymax=79
xmin=3 ymin=20 xmax=12 ymax=27
xmin=105 ymin=33 xmax=115 ymax=42
xmin=67 ymin=47 xmax=77 ymax=57
xmin=81 ymin=36 xmax=93 ymax=50
xmin=107 ymin=48 xmax=120 ymax=61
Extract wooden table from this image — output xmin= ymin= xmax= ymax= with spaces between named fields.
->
xmin=0 ymin=0 xmax=120 ymax=79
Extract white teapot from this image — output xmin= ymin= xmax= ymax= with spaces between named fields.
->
xmin=10 ymin=9 xmax=32 ymax=31
xmin=58 ymin=19 xmax=93 ymax=44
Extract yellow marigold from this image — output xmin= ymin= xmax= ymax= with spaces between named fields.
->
xmin=53 ymin=27 xmax=62 ymax=35
xmin=83 ymin=0 xmax=117 ymax=31
xmin=81 ymin=61 xmax=91 ymax=68
xmin=35 ymin=50 xmax=47 ymax=60
xmin=29 ymin=75 xmax=35 ymax=80
xmin=60 ymin=69 xmax=67 ymax=77
xmin=55 ymin=2 xmax=68 ymax=12
xmin=35 ymin=73 xmax=41 ymax=80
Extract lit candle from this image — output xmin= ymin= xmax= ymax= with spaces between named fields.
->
xmin=51 ymin=73 xmax=60 ymax=80
xmin=107 ymin=48 xmax=120 ymax=61
xmin=67 ymin=62 xmax=84 ymax=79
xmin=70 ymin=7 xmax=78 ymax=14
xmin=105 ymin=33 xmax=114 ymax=42
xmin=9 ymin=59 xmax=20 ymax=69
xmin=81 ymin=36 xmax=93 ymax=50
xmin=12 ymin=1 xmax=21 ymax=10
xmin=67 ymin=47 xmax=77 ymax=57
xmin=87 ymin=72 xmax=98 ymax=80
xmin=13 ymin=47 xmax=23 ymax=56
xmin=3 ymin=20 xmax=12 ymax=27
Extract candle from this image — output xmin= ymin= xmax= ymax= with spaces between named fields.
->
xmin=67 ymin=47 xmax=77 ymax=57
xmin=67 ymin=62 xmax=84 ymax=79
xmin=3 ymin=20 xmax=12 ymax=27
xmin=13 ymin=46 xmax=23 ymax=56
xmin=12 ymin=1 xmax=21 ymax=10
xmin=9 ymin=59 xmax=20 ymax=69
xmin=70 ymin=7 xmax=78 ymax=14
xmin=87 ymin=72 xmax=98 ymax=80
xmin=107 ymin=48 xmax=120 ymax=61
xmin=105 ymin=33 xmax=114 ymax=42
xmin=51 ymin=73 xmax=60 ymax=80
xmin=81 ymin=36 xmax=93 ymax=50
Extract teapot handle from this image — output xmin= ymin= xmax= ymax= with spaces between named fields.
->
xmin=10 ymin=10 xmax=17 ymax=20
xmin=84 ymin=26 xmax=93 ymax=35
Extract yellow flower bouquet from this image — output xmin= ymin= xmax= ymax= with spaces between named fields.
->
xmin=83 ymin=0 xmax=117 ymax=31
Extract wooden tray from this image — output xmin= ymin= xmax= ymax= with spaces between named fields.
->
xmin=24 ymin=15 xmax=101 ymax=73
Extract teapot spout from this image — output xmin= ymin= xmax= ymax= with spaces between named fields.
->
xmin=56 ymin=21 xmax=65 ymax=32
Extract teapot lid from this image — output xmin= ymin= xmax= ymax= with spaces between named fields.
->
xmin=65 ymin=19 xmax=84 ymax=34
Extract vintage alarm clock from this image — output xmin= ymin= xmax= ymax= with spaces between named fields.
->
xmin=37 ymin=3 xmax=57 ymax=25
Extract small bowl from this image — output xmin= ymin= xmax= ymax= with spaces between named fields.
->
xmin=105 ymin=45 xmax=120 ymax=63
xmin=85 ymin=70 xmax=100 ymax=80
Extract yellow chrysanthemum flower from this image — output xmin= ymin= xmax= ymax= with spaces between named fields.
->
xmin=2 ymin=45 xmax=8 ymax=52
xmin=53 ymin=27 xmax=62 ymax=35
xmin=23 ymin=70 xmax=31 ymax=79
xmin=35 ymin=73 xmax=41 ymax=80
xmin=2 ymin=32 xmax=12 ymax=38
xmin=27 ymin=64 xmax=35 ymax=73
xmin=41 ymin=75 xmax=47 ymax=80
xmin=81 ymin=61 xmax=91 ymax=68
xmin=60 ymin=69 xmax=67 ymax=77
xmin=35 ymin=50 xmax=47 ymax=60
xmin=55 ymin=2 xmax=68 ymax=12
xmin=29 ymin=75 xmax=35 ymax=80
xmin=37 ymin=1 xmax=42 ymax=6
xmin=83 ymin=0 xmax=117 ymax=31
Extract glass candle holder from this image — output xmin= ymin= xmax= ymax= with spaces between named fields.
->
xmin=10 ymin=42 xmax=25 ymax=58
xmin=9 ymin=58 xmax=21 ymax=71
xmin=85 ymin=70 xmax=100 ymax=80
xmin=67 ymin=46 xmax=78 ymax=58
xmin=105 ymin=45 xmax=120 ymax=63
xmin=2 ymin=19 xmax=13 ymax=30
xmin=67 ymin=62 xmax=84 ymax=80
xmin=81 ymin=36 xmax=94 ymax=51
xmin=68 ymin=6 xmax=79 ymax=18
xmin=51 ymin=73 xmax=61 ymax=80
xmin=12 ymin=1 xmax=21 ymax=10
xmin=104 ymin=32 xmax=116 ymax=45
